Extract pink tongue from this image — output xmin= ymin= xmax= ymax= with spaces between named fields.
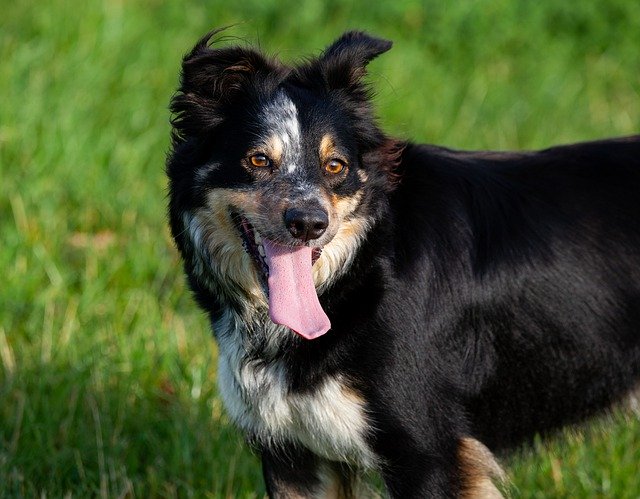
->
xmin=262 ymin=239 xmax=331 ymax=340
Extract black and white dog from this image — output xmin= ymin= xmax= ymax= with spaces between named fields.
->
xmin=167 ymin=29 xmax=640 ymax=497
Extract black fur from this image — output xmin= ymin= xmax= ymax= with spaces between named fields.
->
xmin=167 ymin=30 xmax=640 ymax=497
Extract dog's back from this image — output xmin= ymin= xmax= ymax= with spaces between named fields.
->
xmin=388 ymin=137 xmax=640 ymax=450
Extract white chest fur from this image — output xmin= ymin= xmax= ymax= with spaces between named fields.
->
xmin=215 ymin=314 xmax=376 ymax=468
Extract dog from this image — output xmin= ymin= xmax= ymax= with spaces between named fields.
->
xmin=166 ymin=29 xmax=640 ymax=498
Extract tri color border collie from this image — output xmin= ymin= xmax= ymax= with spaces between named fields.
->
xmin=167 ymin=29 xmax=640 ymax=497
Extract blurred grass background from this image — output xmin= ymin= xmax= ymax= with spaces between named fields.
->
xmin=1 ymin=0 xmax=639 ymax=497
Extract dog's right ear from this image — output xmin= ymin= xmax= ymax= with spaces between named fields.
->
xmin=319 ymin=31 xmax=392 ymax=90
xmin=170 ymin=29 xmax=282 ymax=140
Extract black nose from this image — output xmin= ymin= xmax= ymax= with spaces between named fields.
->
xmin=284 ymin=207 xmax=329 ymax=242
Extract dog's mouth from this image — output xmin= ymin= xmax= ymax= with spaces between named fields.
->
xmin=230 ymin=211 xmax=331 ymax=340
xmin=231 ymin=211 xmax=270 ymax=280
xmin=230 ymin=212 xmax=323 ymax=280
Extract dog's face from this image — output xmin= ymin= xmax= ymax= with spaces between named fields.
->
xmin=168 ymin=31 xmax=401 ymax=338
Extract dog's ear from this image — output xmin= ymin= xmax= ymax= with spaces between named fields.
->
xmin=317 ymin=31 xmax=392 ymax=90
xmin=171 ymin=29 xmax=282 ymax=139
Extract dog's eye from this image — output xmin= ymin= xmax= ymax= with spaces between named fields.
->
xmin=325 ymin=159 xmax=346 ymax=175
xmin=249 ymin=154 xmax=271 ymax=168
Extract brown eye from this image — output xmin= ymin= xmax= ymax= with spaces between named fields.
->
xmin=249 ymin=154 xmax=271 ymax=168
xmin=325 ymin=159 xmax=346 ymax=175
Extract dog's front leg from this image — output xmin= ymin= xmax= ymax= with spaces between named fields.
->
xmin=261 ymin=444 xmax=355 ymax=499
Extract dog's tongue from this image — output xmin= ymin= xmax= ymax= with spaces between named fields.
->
xmin=262 ymin=239 xmax=331 ymax=340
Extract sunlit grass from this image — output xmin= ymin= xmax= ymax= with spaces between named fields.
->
xmin=1 ymin=0 xmax=639 ymax=496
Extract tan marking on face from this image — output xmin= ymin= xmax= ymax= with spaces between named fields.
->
xmin=320 ymin=134 xmax=337 ymax=163
xmin=205 ymin=188 xmax=260 ymax=241
xmin=264 ymin=134 xmax=284 ymax=164
xmin=331 ymin=192 xmax=363 ymax=221
xmin=313 ymin=215 xmax=370 ymax=292
xmin=312 ymin=190 xmax=367 ymax=291
xmin=458 ymin=437 xmax=506 ymax=499
xmin=190 ymin=188 xmax=267 ymax=305
xmin=247 ymin=135 xmax=284 ymax=165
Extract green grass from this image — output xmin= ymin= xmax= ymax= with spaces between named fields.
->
xmin=1 ymin=0 xmax=639 ymax=496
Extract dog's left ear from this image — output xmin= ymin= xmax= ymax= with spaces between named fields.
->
xmin=301 ymin=31 xmax=392 ymax=91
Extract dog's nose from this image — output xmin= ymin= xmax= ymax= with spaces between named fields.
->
xmin=284 ymin=207 xmax=328 ymax=242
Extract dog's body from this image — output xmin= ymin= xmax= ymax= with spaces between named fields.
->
xmin=167 ymin=30 xmax=640 ymax=497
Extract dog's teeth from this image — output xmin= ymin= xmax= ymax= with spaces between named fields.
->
xmin=254 ymin=231 xmax=262 ymax=244
xmin=258 ymin=244 xmax=265 ymax=257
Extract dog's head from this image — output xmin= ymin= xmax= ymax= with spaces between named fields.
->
xmin=168 ymin=30 xmax=402 ymax=339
